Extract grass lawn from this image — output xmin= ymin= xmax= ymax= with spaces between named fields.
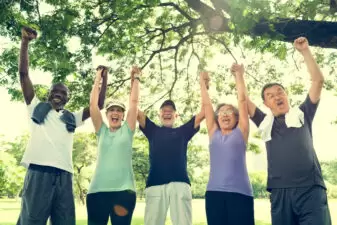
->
xmin=0 ymin=198 xmax=336 ymax=225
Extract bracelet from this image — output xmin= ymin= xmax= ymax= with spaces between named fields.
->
xmin=133 ymin=76 xmax=141 ymax=82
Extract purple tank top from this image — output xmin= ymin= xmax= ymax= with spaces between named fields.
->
xmin=207 ymin=127 xmax=253 ymax=196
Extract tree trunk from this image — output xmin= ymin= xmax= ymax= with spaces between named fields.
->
xmin=184 ymin=0 xmax=337 ymax=49
xmin=252 ymin=18 xmax=337 ymax=49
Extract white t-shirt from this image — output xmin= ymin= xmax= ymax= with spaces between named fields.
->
xmin=21 ymin=96 xmax=84 ymax=173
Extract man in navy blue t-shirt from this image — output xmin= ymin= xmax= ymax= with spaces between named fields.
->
xmin=137 ymin=99 xmax=204 ymax=225
xmin=247 ymin=37 xmax=331 ymax=225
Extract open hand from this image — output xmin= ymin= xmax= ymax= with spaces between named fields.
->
xmin=294 ymin=37 xmax=309 ymax=53
xmin=21 ymin=27 xmax=37 ymax=41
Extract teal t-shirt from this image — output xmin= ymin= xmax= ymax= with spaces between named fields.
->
xmin=88 ymin=122 xmax=135 ymax=194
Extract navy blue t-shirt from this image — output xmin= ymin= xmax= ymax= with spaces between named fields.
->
xmin=140 ymin=116 xmax=199 ymax=188
xmin=251 ymin=95 xmax=325 ymax=191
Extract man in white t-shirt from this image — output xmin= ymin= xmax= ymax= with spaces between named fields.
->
xmin=16 ymin=27 xmax=108 ymax=225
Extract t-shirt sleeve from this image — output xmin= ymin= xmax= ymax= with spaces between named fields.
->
xmin=250 ymin=107 xmax=266 ymax=127
xmin=123 ymin=121 xmax=135 ymax=137
xmin=139 ymin=117 xmax=157 ymax=139
xmin=180 ymin=116 xmax=200 ymax=141
xmin=74 ymin=109 xmax=85 ymax=127
xmin=96 ymin=122 xmax=107 ymax=137
xmin=299 ymin=94 xmax=319 ymax=124
xmin=26 ymin=96 xmax=40 ymax=118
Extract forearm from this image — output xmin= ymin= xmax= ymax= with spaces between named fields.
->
xmin=199 ymin=80 xmax=215 ymax=130
xmin=200 ymin=81 xmax=212 ymax=107
xmin=19 ymin=40 xmax=29 ymax=76
xmin=19 ymin=39 xmax=35 ymax=104
xmin=90 ymin=78 xmax=101 ymax=109
xmin=97 ymin=75 xmax=107 ymax=109
xmin=129 ymin=79 xmax=140 ymax=111
xmin=235 ymin=75 xmax=247 ymax=103
xmin=302 ymin=49 xmax=324 ymax=83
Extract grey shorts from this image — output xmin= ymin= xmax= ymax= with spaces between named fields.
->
xmin=16 ymin=164 xmax=75 ymax=225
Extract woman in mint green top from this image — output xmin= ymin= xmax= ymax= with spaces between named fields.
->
xmin=87 ymin=66 xmax=142 ymax=225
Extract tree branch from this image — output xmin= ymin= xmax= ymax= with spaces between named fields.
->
xmin=210 ymin=0 xmax=231 ymax=12
xmin=144 ymin=91 xmax=170 ymax=112
xmin=141 ymin=31 xmax=207 ymax=69
xmin=169 ymin=48 xmax=179 ymax=99
xmin=158 ymin=2 xmax=194 ymax=21
xmin=209 ymin=36 xmax=238 ymax=62
xmin=184 ymin=0 xmax=337 ymax=48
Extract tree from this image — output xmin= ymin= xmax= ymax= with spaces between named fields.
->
xmin=132 ymin=135 xmax=150 ymax=199
xmin=0 ymin=0 xmax=336 ymax=117
xmin=4 ymin=133 xmax=29 ymax=165
xmin=321 ymin=159 xmax=337 ymax=185
xmin=72 ymin=132 xmax=97 ymax=205
xmin=0 ymin=151 xmax=25 ymax=198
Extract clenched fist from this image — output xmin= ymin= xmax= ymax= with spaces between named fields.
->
xmin=294 ymin=37 xmax=309 ymax=53
xmin=21 ymin=27 xmax=37 ymax=41
xmin=231 ymin=63 xmax=244 ymax=77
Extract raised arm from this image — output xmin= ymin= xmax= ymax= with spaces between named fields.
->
xmin=90 ymin=67 xmax=107 ymax=133
xmin=82 ymin=66 xmax=108 ymax=121
xmin=294 ymin=37 xmax=324 ymax=104
xmin=126 ymin=66 xmax=141 ymax=131
xmin=231 ymin=63 xmax=249 ymax=142
xmin=19 ymin=27 xmax=37 ymax=105
xmin=247 ymin=98 xmax=257 ymax=118
xmin=137 ymin=109 xmax=146 ymax=129
xmin=199 ymin=71 xmax=217 ymax=138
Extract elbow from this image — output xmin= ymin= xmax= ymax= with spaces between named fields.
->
xmin=238 ymin=94 xmax=247 ymax=103
xmin=130 ymin=99 xmax=139 ymax=106
xmin=312 ymin=76 xmax=324 ymax=87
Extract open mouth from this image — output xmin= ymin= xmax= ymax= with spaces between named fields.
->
xmin=163 ymin=115 xmax=172 ymax=121
xmin=111 ymin=117 xmax=119 ymax=123
xmin=53 ymin=98 xmax=62 ymax=103
xmin=276 ymin=101 xmax=284 ymax=107
xmin=222 ymin=118 xmax=231 ymax=125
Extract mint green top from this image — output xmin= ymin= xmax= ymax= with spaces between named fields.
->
xmin=88 ymin=122 xmax=135 ymax=194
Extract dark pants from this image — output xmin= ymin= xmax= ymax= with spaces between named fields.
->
xmin=86 ymin=190 xmax=136 ymax=225
xmin=270 ymin=185 xmax=331 ymax=225
xmin=205 ymin=191 xmax=255 ymax=225
xmin=17 ymin=164 xmax=75 ymax=225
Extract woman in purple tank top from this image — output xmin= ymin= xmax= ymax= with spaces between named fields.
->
xmin=199 ymin=63 xmax=254 ymax=225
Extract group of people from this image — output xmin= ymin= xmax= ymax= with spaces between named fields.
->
xmin=15 ymin=26 xmax=331 ymax=225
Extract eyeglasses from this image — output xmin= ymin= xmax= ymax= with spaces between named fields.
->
xmin=217 ymin=110 xmax=234 ymax=116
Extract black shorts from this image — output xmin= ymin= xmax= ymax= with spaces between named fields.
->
xmin=205 ymin=191 xmax=255 ymax=225
xmin=86 ymin=190 xmax=136 ymax=225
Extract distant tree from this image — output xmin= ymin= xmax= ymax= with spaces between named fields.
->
xmin=72 ymin=132 xmax=97 ymax=205
xmin=321 ymin=159 xmax=337 ymax=185
xmin=5 ymin=133 xmax=29 ymax=165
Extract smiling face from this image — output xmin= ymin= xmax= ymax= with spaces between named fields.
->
xmin=106 ymin=106 xmax=124 ymax=129
xmin=48 ymin=83 xmax=69 ymax=111
xmin=263 ymin=84 xmax=290 ymax=116
xmin=159 ymin=105 xmax=177 ymax=128
xmin=216 ymin=104 xmax=238 ymax=130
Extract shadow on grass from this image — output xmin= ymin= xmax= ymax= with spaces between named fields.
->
xmin=75 ymin=219 xmax=270 ymax=225
xmin=0 ymin=220 xmax=270 ymax=225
